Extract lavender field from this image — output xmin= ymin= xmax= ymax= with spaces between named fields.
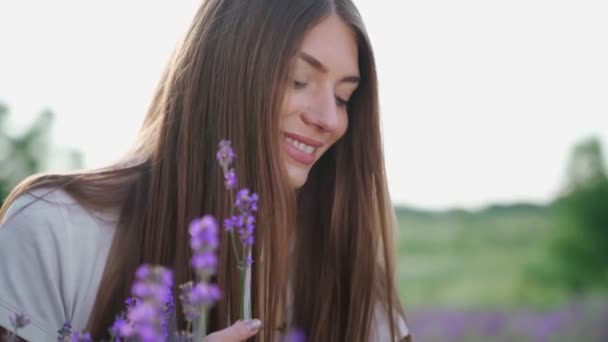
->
xmin=395 ymin=206 xmax=608 ymax=341
xmin=407 ymin=297 xmax=608 ymax=341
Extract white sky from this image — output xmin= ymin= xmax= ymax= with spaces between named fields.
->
xmin=0 ymin=1 xmax=606 ymax=210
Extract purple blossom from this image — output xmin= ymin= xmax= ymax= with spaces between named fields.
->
xmin=57 ymin=320 xmax=72 ymax=341
xmin=215 ymin=138 xmax=257 ymax=321
xmin=179 ymin=281 xmax=221 ymax=322
xmin=216 ymin=140 xmax=235 ymax=170
xmin=109 ymin=314 xmax=128 ymax=338
xmin=119 ymin=265 xmax=173 ymax=342
xmin=284 ymin=328 xmax=307 ymax=342
xmin=128 ymin=302 xmax=157 ymax=322
xmin=190 ymin=283 xmax=221 ymax=306
xmin=225 ymin=189 xmax=259 ymax=249
xmin=189 ymin=216 xmax=219 ymax=250
xmin=224 ymin=215 xmax=243 ymax=232
xmin=190 ymin=252 xmax=217 ymax=272
xmin=162 ymin=291 xmax=175 ymax=340
xmin=9 ymin=312 xmax=30 ymax=330
xmin=136 ymin=265 xmax=151 ymax=280
xmin=189 ymin=216 xmax=220 ymax=276
xmin=235 ymin=189 xmax=259 ymax=213
xmin=117 ymin=321 xmax=135 ymax=339
xmin=69 ymin=332 xmax=92 ymax=342
xmin=125 ymin=297 xmax=139 ymax=309
xmin=217 ymin=140 xmax=238 ymax=190
xmin=179 ymin=282 xmax=199 ymax=321
xmin=225 ymin=168 xmax=237 ymax=190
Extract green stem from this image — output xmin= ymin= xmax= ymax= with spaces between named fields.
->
xmin=194 ymin=310 xmax=207 ymax=340
xmin=239 ymin=254 xmax=249 ymax=320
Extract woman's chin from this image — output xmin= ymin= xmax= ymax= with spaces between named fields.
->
xmin=286 ymin=164 xmax=310 ymax=190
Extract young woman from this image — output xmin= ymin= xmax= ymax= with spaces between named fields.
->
xmin=0 ymin=0 xmax=410 ymax=341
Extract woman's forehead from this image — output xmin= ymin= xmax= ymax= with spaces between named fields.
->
xmin=296 ymin=14 xmax=359 ymax=77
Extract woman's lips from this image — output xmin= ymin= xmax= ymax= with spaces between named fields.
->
xmin=283 ymin=135 xmax=317 ymax=165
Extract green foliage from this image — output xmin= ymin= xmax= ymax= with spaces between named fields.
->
xmin=547 ymin=138 xmax=608 ymax=292
xmin=395 ymin=177 xmax=608 ymax=310
xmin=396 ymin=203 xmax=557 ymax=309
xmin=0 ymin=102 xmax=83 ymax=205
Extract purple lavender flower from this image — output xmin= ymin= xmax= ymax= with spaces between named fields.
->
xmin=9 ymin=312 xmax=30 ymax=330
xmin=216 ymin=140 xmax=235 ymax=170
xmin=125 ymin=297 xmax=139 ymax=309
xmin=162 ymin=290 xmax=175 ymax=340
xmin=69 ymin=332 xmax=92 ymax=342
xmin=225 ymin=189 xmax=259 ymax=249
xmin=284 ymin=328 xmax=307 ymax=342
xmin=189 ymin=216 xmax=220 ymax=277
xmin=109 ymin=314 xmax=128 ymax=338
xmin=179 ymin=281 xmax=221 ymax=323
xmin=217 ymin=140 xmax=238 ymax=190
xmin=224 ymin=215 xmax=241 ymax=232
xmin=189 ymin=216 xmax=219 ymax=251
xmin=182 ymin=216 xmax=222 ymax=339
xmin=235 ymin=189 xmax=259 ymax=213
xmin=190 ymin=283 xmax=221 ymax=306
xmin=225 ymin=168 xmax=237 ymax=190
xmin=179 ymin=282 xmax=199 ymax=322
xmin=215 ymin=139 xmax=258 ymax=321
xmin=118 ymin=265 xmax=173 ymax=342
xmin=57 ymin=320 xmax=72 ymax=341
xmin=191 ymin=253 xmax=217 ymax=272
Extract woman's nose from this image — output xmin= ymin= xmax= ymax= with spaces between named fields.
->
xmin=302 ymin=88 xmax=340 ymax=132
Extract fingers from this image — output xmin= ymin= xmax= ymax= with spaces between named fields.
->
xmin=203 ymin=319 xmax=262 ymax=342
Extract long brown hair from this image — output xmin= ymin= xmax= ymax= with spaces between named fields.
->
xmin=0 ymin=0 xmax=406 ymax=340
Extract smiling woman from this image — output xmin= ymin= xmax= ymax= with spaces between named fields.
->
xmin=280 ymin=15 xmax=359 ymax=188
xmin=0 ymin=0 xmax=410 ymax=341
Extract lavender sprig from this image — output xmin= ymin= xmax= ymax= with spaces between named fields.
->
xmin=183 ymin=215 xmax=221 ymax=339
xmin=217 ymin=140 xmax=237 ymax=190
xmin=57 ymin=320 xmax=72 ymax=341
xmin=69 ymin=332 xmax=92 ymax=342
xmin=6 ymin=312 xmax=30 ymax=342
xmin=216 ymin=140 xmax=258 ymax=320
xmin=111 ymin=265 xmax=173 ymax=342
xmin=108 ymin=313 xmax=127 ymax=341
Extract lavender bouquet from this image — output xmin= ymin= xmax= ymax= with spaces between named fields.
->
xmin=2 ymin=140 xmax=310 ymax=341
xmin=104 ymin=139 xmax=256 ymax=341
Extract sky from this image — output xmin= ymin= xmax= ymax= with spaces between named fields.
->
xmin=0 ymin=0 xmax=607 ymax=210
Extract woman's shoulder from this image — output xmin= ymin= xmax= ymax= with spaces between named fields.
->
xmin=0 ymin=185 xmax=118 ymax=281
xmin=0 ymin=186 xmax=117 ymax=340
xmin=2 ymin=186 xmax=119 ymax=234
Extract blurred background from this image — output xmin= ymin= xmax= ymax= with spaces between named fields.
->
xmin=1 ymin=1 xmax=607 ymax=341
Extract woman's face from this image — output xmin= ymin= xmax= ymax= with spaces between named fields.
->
xmin=280 ymin=14 xmax=360 ymax=189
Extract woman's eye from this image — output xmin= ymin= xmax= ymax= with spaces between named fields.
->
xmin=293 ymin=80 xmax=307 ymax=89
xmin=336 ymin=96 xmax=348 ymax=107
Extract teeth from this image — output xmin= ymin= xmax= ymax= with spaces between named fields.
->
xmin=285 ymin=137 xmax=315 ymax=154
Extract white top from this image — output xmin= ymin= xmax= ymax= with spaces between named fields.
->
xmin=0 ymin=188 xmax=409 ymax=341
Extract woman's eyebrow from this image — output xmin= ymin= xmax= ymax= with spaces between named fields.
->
xmin=298 ymin=51 xmax=360 ymax=84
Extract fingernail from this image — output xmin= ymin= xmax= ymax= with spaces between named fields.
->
xmin=245 ymin=319 xmax=262 ymax=331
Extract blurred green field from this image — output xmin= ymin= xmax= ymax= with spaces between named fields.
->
xmin=395 ymin=204 xmax=568 ymax=310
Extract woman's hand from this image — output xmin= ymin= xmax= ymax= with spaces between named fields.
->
xmin=203 ymin=319 xmax=262 ymax=341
